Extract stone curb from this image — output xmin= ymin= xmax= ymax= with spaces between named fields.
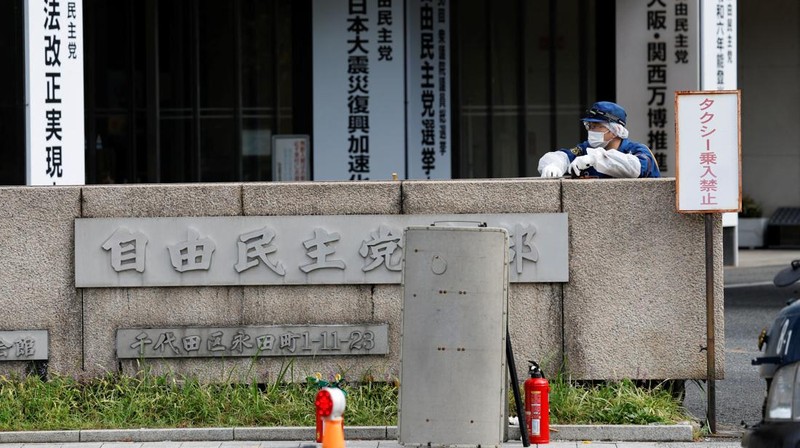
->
xmin=81 ymin=428 xmax=234 ymax=442
xmin=0 ymin=425 xmax=693 ymax=443
xmin=508 ymin=424 xmax=694 ymax=442
xmin=0 ymin=430 xmax=80 ymax=443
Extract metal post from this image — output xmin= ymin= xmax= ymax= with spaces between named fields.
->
xmin=705 ymin=213 xmax=716 ymax=433
xmin=506 ymin=329 xmax=530 ymax=447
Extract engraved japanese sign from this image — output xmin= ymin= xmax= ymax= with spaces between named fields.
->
xmin=116 ymin=325 xmax=388 ymax=359
xmin=0 ymin=330 xmax=48 ymax=361
xmin=75 ymin=214 xmax=569 ymax=287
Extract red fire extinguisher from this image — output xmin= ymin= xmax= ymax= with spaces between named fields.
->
xmin=524 ymin=361 xmax=550 ymax=444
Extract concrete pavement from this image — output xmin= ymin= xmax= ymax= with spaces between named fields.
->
xmin=0 ymin=439 xmax=741 ymax=448
xmin=0 ymin=441 xmax=744 ymax=448
xmin=731 ymin=249 xmax=800 ymax=269
xmin=725 ymin=249 xmax=800 ymax=286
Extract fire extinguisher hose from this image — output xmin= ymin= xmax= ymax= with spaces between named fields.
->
xmin=506 ymin=329 xmax=530 ymax=447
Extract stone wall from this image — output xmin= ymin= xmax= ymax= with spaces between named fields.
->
xmin=0 ymin=178 xmax=723 ymax=382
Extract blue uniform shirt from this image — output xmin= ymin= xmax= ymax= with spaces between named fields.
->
xmin=559 ymin=139 xmax=661 ymax=178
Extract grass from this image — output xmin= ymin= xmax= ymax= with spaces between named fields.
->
xmin=546 ymin=376 xmax=690 ymax=425
xmin=0 ymin=371 xmax=399 ymax=431
xmin=0 ymin=371 xmax=691 ymax=431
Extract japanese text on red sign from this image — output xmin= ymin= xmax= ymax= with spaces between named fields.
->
xmin=697 ymin=97 xmax=718 ymax=205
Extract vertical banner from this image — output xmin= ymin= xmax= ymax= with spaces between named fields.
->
xmin=312 ymin=0 xmax=406 ymax=181
xmin=616 ymin=0 xmax=699 ymax=177
xmin=700 ymin=0 xmax=736 ymax=91
xmin=25 ymin=0 xmax=85 ymax=185
xmin=406 ymin=0 xmax=450 ymax=180
xmin=675 ymin=90 xmax=741 ymax=213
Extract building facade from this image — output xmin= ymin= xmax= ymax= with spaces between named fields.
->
xmin=2 ymin=0 xmax=614 ymax=184
xmin=2 ymin=1 xmax=797 ymax=238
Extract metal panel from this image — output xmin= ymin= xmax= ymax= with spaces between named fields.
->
xmin=399 ymin=226 xmax=508 ymax=447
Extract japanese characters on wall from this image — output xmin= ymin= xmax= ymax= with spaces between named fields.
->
xmin=676 ymin=91 xmax=740 ymax=212
xmin=117 ymin=325 xmax=388 ymax=359
xmin=700 ymin=0 xmax=736 ymax=90
xmin=312 ymin=0 xmax=406 ymax=181
xmin=406 ymin=0 xmax=451 ymax=179
xmin=617 ymin=0 xmax=699 ymax=177
xmin=0 ymin=331 xmax=48 ymax=361
xmin=75 ymin=214 xmax=569 ymax=287
xmin=311 ymin=0 xmax=451 ymax=181
xmin=25 ymin=0 xmax=85 ymax=185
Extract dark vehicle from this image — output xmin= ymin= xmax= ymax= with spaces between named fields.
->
xmin=743 ymin=260 xmax=800 ymax=448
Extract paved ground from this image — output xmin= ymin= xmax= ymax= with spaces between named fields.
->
xmin=0 ymin=442 xmax=744 ymax=448
xmin=682 ymin=249 xmax=800 ymax=436
xmin=730 ymin=250 xmax=800 ymax=269
xmin=725 ymin=249 xmax=800 ymax=285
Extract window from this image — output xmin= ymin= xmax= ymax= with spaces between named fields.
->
xmin=452 ymin=0 xmax=605 ymax=178
xmin=84 ymin=0 xmax=307 ymax=184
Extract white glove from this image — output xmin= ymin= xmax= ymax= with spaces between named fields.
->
xmin=537 ymin=151 xmax=569 ymax=178
xmin=592 ymin=149 xmax=642 ymax=178
xmin=541 ymin=164 xmax=565 ymax=178
xmin=569 ymin=153 xmax=596 ymax=176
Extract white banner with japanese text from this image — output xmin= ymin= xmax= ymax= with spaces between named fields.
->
xmin=616 ymin=0 xmax=699 ymax=177
xmin=25 ymin=0 xmax=85 ymax=185
xmin=406 ymin=0 xmax=451 ymax=179
xmin=700 ymin=0 xmax=736 ymax=91
xmin=312 ymin=0 xmax=406 ymax=181
xmin=675 ymin=90 xmax=741 ymax=213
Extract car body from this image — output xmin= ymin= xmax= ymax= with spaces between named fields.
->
xmin=743 ymin=261 xmax=800 ymax=448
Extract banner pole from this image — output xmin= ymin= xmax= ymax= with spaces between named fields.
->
xmin=705 ymin=212 xmax=716 ymax=434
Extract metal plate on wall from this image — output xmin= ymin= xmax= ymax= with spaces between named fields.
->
xmin=116 ymin=325 xmax=388 ymax=359
xmin=399 ymin=226 xmax=508 ymax=447
xmin=0 ymin=330 xmax=48 ymax=361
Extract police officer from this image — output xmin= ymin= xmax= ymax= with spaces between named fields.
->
xmin=538 ymin=101 xmax=660 ymax=178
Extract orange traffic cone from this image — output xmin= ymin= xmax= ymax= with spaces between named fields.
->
xmin=315 ymin=387 xmax=346 ymax=448
xmin=322 ymin=417 xmax=345 ymax=448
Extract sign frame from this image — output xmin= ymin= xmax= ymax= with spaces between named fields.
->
xmin=675 ymin=90 xmax=742 ymax=214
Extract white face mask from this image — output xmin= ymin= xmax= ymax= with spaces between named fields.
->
xmin=587 ymin=130 xmax=610 ymax=148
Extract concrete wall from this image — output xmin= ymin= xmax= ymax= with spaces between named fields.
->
xmin=0 ymin=179 xmax=723 ymax=382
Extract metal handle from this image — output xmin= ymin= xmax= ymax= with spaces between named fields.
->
xmin=430 ymin=220 xmax=487 ymax=227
